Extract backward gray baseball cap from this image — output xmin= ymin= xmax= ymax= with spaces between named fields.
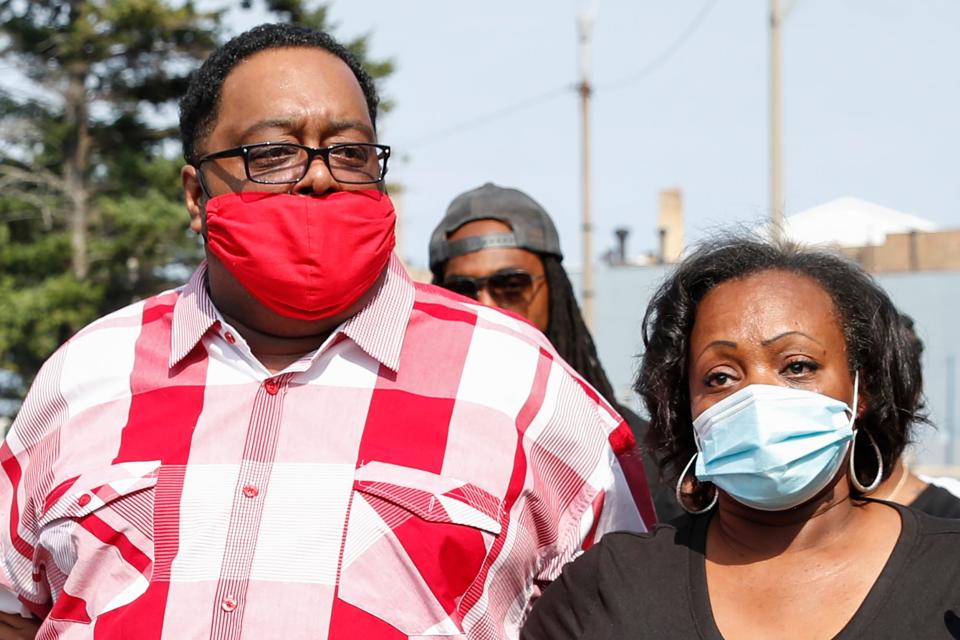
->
xmin=429 ymin=183 xmax=563 ymax=275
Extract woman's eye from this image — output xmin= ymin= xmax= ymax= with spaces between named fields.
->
xmin=784 ymin=360 xmax=818 ymax=376
xmin=704 ymin=371 xmax=733 ymax=387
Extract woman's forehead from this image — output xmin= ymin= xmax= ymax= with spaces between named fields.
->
xmin=692 ymin=270 xmax=841 ymax=345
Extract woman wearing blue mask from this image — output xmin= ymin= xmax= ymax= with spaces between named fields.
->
xmin=522 ymin=236 xmax=960 ymax=640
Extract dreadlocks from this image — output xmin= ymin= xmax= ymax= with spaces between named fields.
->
xmin=541 ymin=255 xmax=618 ymax=404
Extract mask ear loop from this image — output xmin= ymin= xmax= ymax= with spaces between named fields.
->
xmin=675 ymin=453 xmax=718 ymax=515
xmin=847 ymin=371 xmax=883 ymax=494
xmin=849 ymin=371 xmax=860 ymax=429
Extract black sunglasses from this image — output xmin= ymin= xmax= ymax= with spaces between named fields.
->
xmin=441 ymin=270 xmax=546 ymax=309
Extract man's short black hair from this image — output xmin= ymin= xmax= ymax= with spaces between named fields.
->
xmin=179 ymin=23 xmax=380 ymax=164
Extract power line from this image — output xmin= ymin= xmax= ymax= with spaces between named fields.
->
xmin=596 ymin=0 xmax=719 ymax=91
xmin=400 ymin=2 xmax=718 ymax=149
xmin=401 ymin=84 xmax=574 ymax=150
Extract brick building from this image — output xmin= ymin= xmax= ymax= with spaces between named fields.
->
xmin=783 ymin=196 xmax=960 ymax=273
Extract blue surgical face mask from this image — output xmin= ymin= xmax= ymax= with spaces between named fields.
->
xmin=692 ymin=376 xmax=858 ymax=511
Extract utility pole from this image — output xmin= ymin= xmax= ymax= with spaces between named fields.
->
xmin=769 ymin=0 xmax=784 ymax=242
xmin=577 ymin=8 xmax=595 ymax=329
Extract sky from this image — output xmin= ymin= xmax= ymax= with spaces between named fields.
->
xmin=8 ymin=0 xmax=957 ymax=271
xmin=250 ymin=0 xmax=960 ymax=269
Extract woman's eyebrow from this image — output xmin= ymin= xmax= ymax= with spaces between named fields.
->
xmin=761 ymin=330 xmax=823 ymax=346
xmin=697 ymin=340 xmax=737 ymax=360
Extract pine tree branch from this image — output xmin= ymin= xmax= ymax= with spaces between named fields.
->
xmin=0 ymin=188 xmax=58 ymax=228
xmin=0 ymin=164 xmax=68 ymax=196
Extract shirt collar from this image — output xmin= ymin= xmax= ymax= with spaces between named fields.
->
xmin=169 ymin=255 xmax=415 ymax=373
xmin=339 ymin=254 xmax=415 ymax=373
xmin=169 ymin=262 xmax=220 ymax=369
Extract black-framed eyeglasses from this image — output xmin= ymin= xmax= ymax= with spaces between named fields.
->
xmin=195 ymin=141 xmax=391 ymax=187
xmin=441 ymin=269 xmax=546 ymax=309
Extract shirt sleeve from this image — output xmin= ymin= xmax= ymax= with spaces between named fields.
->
xmin=0 ymin=349 xmax=67 ymax=617
xmin=584 ymin=441 xmax=655 ymax=546
xmin=0 ymin=424 xmax=31 ymax=614
xmin=530 ymin=395 xmax=654 ymax=596
xmin=521 ymin=540 xmax=604 ymax=640
xmin=572 ymin=408 xmax=657 ymax=553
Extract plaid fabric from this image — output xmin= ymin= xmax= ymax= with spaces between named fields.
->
xmin=0 ymin=255 xmax=654 ymax=639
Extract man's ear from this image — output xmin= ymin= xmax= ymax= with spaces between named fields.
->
xmin=182 ymin=164 xmax=206 ymax=235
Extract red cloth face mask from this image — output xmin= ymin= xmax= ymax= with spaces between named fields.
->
xmin=204 ymin=189 xmax=396 ymax=321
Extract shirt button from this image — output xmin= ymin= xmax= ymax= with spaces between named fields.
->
xmin=77 ymin=494 xmax=91 ymax=507
xmin=264 ymin=379 xmax=279 ymax=395
xmin=242 ymin=484 xmax=259 ymax=498
xmin=221 ymin=596 xmax=238 ymax=612
xmin=224 ymin=331 xmax=236 ymax=344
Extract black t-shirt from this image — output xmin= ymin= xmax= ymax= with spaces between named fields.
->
xmin=522 ymin=502 xmax=960 ymax=639
xmin=911 ymin=483 xmax=960 ymax=519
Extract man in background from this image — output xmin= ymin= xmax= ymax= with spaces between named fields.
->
xmin=430 ymin=183 xmax=681 ymax=522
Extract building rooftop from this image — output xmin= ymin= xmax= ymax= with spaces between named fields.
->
xmin=783 ymin=197 xmax=937 ymax=248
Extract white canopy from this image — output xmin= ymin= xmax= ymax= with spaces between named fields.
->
xmin=782 ymin=197 xmax=937 ymax=248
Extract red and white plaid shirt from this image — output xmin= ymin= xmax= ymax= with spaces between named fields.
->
xmin=1 ymin=255 xmax=654 ymax=639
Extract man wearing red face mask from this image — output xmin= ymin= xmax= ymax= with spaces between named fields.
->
xmin=0 ymin=23 xmax=654 ymax=640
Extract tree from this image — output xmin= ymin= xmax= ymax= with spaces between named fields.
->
xmin=0 ymin=1 xmax=394 ymax=414
xmin=258 ymin=0 xmax=395 ymax=95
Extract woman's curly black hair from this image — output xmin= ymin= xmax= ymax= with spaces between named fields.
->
xmin=635 ymin=234 xmax=929 ymax=509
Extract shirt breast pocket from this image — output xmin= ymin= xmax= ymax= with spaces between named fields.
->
xmin=338 ymin=461 xmax=503 ymax=637
xmin=37 ymin=461 xmax=159 ymax=624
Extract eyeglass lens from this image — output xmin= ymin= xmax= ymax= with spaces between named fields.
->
xmin=247 ymin=143 xmax=386 ymax=184
xmin=443 ymin=272 xmax=537 ymax=308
